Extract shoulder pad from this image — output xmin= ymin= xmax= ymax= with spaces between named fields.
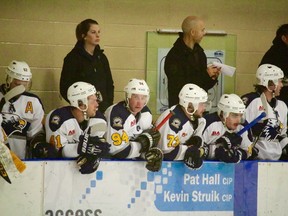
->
xmin=109 ymin=102 xmax=130 ymax=130
xmin=241 ymin=92 xmax=259 ymax=107
xmin=169 ymin=105 xmax=190 ymax=133
xmin=22 ymin=92 xmax=45 ymax=109
xmin=48 ymin=106 xmax=74 ymax=132
xmin=141 ymin=105 xmax=152 ymax=114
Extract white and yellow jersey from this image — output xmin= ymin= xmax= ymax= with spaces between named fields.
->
xmin=45 ymin=106 xmax=107 ymax=158
xmin=155 ymin=105 xmax=206 ymax=161
xmin=0 ymin=90 xmax=44 ymax=159
xmin=104 ymin=101 xmax=153 ymax=159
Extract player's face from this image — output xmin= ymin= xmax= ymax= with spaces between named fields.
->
xmin=274 ymin=79 xmax=283 ymax=96
xmin=225 ymin=113 xmax=243 ymax=130
xmin=87 ymin=94 xmax=99 ymax=117
xmin=194 ymin=102 xmax=207 ymax=117
xmin=128 ymin=94 xmax=147 ymax=115
xmin=10 ymin=78 xmax=29 ymax=89
xmin=84 ymin=24 xmax=100 ymax=46
xmin=192 ymin=20 xmax=206 ymax=43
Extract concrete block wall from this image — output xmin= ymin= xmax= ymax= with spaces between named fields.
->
xmin=0 ymin=0 xmax=287 ymax=114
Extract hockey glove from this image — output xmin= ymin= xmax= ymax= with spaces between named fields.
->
xmin=78 ymin=133 xmax=110 ymax=158
xmin=260 ymin=119 xmax=281 ymax=141
xmin=215 ymin=146 xmax=242 ymax=163
xmin=77 ymin=155 xmax=100 ymax=174
xmin=184 ymin=136 xmax=202 ymax=148
xmin=32 ymin=142 xmax=59 ymax=159
xmin=215 ymin=132 xmax=242 ymax=150
xmin=135 ymin=129 xmax=161 ymax=153
xmin=145 ymin=147 xmax=163 ymax=172
xmin=184 ymin=145 xmax=205 ymax=170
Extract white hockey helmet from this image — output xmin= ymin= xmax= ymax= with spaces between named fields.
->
xmin=124 ymin=78 xmax=150 ymax=104
xmin=67 ymin=81 xmax=97 ymax=111
xmin=256 ymin=64 xmax=284 ymax=89
xmin=217 ymin=94 xmax=245 ymax=119
xmin=6 ymin=60 xmax=32 ymax=82
xmin=179 ymin=83 xmax=208 ymax=115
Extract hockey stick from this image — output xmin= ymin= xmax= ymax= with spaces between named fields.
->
xmin=211 ymin=112 xmax=267 ymax=148
xmin=237 ymin=112 xmax=267 ymax=136
xmin=154 ymin=110 xmax=175 ymax=131
xmin=0 ymin=85 xmax=26 ymax=183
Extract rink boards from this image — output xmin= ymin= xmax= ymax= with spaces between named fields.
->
xmin=0 ymin=160 xmax=287 ymax=216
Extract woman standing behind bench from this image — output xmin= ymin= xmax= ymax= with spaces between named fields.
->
xmin=60 ymin=18 xmax=114 ymax=113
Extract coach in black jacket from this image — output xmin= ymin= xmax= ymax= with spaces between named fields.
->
xmin=60 ymin=19 xmax=114 ymax=113
xmin=165 ymin=16 xmax=221 ymax=107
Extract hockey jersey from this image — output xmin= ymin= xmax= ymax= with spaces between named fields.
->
xmin=202 ymin=112 xmax=253 ymax=160
xmin=155 ymin=105 xmax=206 ymax=160
xmin=0 ymin=90 xmax=44 ymax=159
xmin=45 ymin=106 xmax=107 ymax=158
xmin=104 ymin=101 xmax=153 ymax=159
xmin=241 ymin=92 xmax=288 ymax=160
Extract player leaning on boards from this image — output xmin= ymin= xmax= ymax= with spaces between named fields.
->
xmin=0 ymin=60 xmax=44 ymax=160
xmin=44 ymin=82 xmax=110 ymax=174
xmin=241 ymin=64 xmax=288 ymax=160
xmin=202 ymin=94 xmax=255 ymax=163
xmin=104 ymin=78 xmax=163 ymax=172
xmin=155 ymin=83 xmax=209 ymax=170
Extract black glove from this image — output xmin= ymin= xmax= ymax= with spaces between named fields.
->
xmin=260 ymin=119 xmax=281 ymax=141
xmin=280 ymin=145 xmax=288 ymax=160
xmin=184 ymin=145 xmax=204 ymax=170
xmin=135 ymin=129 xmax=161 ymax=153
xmin=215 ymin=146 xmax=242 ymax=163
xmin=145 ymin=147 xmax=163 ymax=172
xmin=77 ymin=155 xmax=101 ymax=174
xmin=32 ymin=142 xmax=59 ymax=159
xmin=215 ymin=132 xmax=242 ymax=150
xmin=78 ymin=132 xmax=110 ymax=158
xmin=184 ymin=136 xmax=202 ymax=148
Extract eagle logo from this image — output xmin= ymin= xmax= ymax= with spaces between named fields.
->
xmin=1 ymin=113 xmax=28 ymax=137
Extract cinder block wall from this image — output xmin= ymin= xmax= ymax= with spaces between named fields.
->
xmin=0 ymin=0 xmax=287 ymax=114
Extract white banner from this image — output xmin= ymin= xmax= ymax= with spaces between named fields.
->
xmin=44 ymin=161 xmax=234 ymax=216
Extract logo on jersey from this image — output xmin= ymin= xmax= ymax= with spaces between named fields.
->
xmin=171 ymin=118 xmax=181 ymax=129
xmin=113 ymin=117 xmax=123 ymax=127
xmin=211 ymin=131 xmax=220 ymax=136
xmin=51 ymin=115 xmax=60 ymax=125
xmin=68 ymin=130 xmax=75 ymax=135
xmin=258 ymin=105 xmax=264 ymax=111
xmin=131 ymin=119 xmax=136 ymax=127
xmin=181 ymin=132 xmax=187 ymax=137
xmin=1 ymin=113 xmax=27 ymax=137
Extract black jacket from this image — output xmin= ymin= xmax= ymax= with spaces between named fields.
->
xmin=260 ymin=36 xmax=288 ymax=106
xmin=60 ymin=41 xmax=114 ymax=113
xmin=164 ymin=33 xmax=217 ymax=107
